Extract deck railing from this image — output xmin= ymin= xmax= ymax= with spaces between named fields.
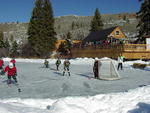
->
xmin=123 ymin=44 xmax=149 ymax=51
xmin=71 ymin=44 xmax=150 ymax=59
xmin=72 ymin=44 xmax=150 ymax=51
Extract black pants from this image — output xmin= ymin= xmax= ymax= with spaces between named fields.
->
xmin=7 ymin=75 xmax=17 ymax=84
xmin=94 ymin=69 xmax=99 ymax=79
xmin=63 ymin=67 xmax=70 ymax=76
xmin=117 ymin=63 xmax=123 ymax=70
xmin=0 ymin=66 xmax=3 ymax=70
xmin=56 ymin=64 xmax=60 ymax=70
xmin=45 ymin=64 xmax=49 ymax=68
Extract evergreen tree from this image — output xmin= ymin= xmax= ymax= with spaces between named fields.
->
xmin=71 ymin=21 xmax=75 ymax=30
xmin=4 ymin=38 xmax=10 ymax=49
xmin=137 ymin=0 xmax=150 ymax=42
xmin=90 ymin=8 xmax=104 ymax=32
xmin=28 ymin=0 xmax=43 ymax=56
xmin=42 ymin=0 xmax=57 ymax=56
xmin=66 ymin=32 xmax=72 ymax=51
xmin=10 ymin=40 xmax=18 ymax=57
xmin=123 ymin=15 xmax=127 ymax=21
xmin=0 ymin=31 xmax=4 ymax=48
xmin=66 ymin=32 xmax=72 ymax=40
xmin=28 ymin=0 xmax=57 ymax=57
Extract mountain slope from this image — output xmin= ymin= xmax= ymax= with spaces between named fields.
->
xmin=0 ymin=13 xmax=138 ymax=44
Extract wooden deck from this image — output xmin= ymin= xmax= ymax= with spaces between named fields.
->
xmin=71 ymin=44 xmax=150 ymax=59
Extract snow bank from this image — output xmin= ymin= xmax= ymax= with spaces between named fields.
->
xmin=3 ymin=57 xmax=150 ymax=68
xmin=0 ymin=85 xmax=150 ymax=113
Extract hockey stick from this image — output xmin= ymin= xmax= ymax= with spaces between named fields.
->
xmin=14 ymin=82 xmax=21 ymax=92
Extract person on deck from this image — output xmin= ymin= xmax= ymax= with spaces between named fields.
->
xmin=3 ymin=62 xmax=18 ymax=84
xmin=55 ymin=58 xmax=61 ymax=70
xmin=93 ymin=58 xmax=101 ymax=79
xmin=63 ymin=59 xmax=70 ymax=76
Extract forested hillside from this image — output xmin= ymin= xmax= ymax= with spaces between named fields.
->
xmin=0 ymin=13 xmax=138 ymax=44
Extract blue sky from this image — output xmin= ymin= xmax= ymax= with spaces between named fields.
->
xmin=0 ymin=0 xmax=142 ymax=23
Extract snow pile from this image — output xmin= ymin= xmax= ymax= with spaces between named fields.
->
xmin=124 ymin=60 xmax=150 ymax=66
xmin=0 ymin=86 xmax=150 ymax=113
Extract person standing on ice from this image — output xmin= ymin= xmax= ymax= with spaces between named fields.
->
xmin=10 ymin=57 xmax=16 ymax=66
xmin=3 ymin=62 xmax=18 ymax=84
xmin=117 ymin=54 xmax=124 ymax=70
xmin=93 ymin=58 xmax=101 ymax=79
xmin=0 ymin=57 xmax=4 ymax=70
xmin=44 ymin=59 xmax=49 ymax=68
xmin=63 ymin=59 xmax=70 ymax=76
xmin=55 ymin=58 xmax=61 ymax=70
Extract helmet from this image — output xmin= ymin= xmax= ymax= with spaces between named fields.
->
xmin=9 ymin=62 xmax=14 ymax=69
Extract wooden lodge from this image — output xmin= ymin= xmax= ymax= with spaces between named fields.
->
xmin=70 ymin=26 xmax=150 ymax=60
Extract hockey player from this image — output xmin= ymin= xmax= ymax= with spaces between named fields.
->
xmin=0 ymin=58 xmax=4 ymax=70
xmin=44 ymin=59 xmax=49 ymax=68
xmin=93 ymin=58 xmax=101 ymax=79
xmin=55 ymin=58 xmax=61 ymax=70
xmin=63 ymin=59 xmax=70 ymax=76
xmin=10 ymin=58 xmax=16 ymax=66
xmin=117 ymin=55 xmax=124 ymax=70
xmin=3 ymin=62 xmax=18 ymax=84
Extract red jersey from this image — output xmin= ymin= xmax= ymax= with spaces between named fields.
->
xmin=0 ymin=59 xmax=4 ymax=67
xmin=4 ymin=66 xmax=17 ymax=76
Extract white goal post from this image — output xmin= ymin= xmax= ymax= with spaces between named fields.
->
xmin=98 ymin=59 xmax=121 ymax=80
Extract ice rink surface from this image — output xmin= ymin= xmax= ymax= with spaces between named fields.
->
xmin=0 ymin=61 xmax=149 ymax=99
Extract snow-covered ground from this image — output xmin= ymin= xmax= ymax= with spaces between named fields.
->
xmin=0 ymin=57 xmax=150 ymax=113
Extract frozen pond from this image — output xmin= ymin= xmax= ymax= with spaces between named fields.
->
xmin=0 ymin=62 xmax=149 ymax=99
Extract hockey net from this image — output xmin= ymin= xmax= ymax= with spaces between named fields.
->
xmin=98 ymin=59 xmax=120 ymax=80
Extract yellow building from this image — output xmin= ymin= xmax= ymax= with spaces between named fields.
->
xmin=83 ymin=26 xmax=126 ymax=43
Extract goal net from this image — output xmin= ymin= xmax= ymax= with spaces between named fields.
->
xmin=98 ymin=59 xmax=120 ymax=80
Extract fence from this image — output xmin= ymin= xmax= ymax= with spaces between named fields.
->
xmin=71 ymin=44 xmax=150 ymax=59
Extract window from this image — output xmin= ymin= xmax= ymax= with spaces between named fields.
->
xmin=115 ymin=31 xmax=120 ymax=35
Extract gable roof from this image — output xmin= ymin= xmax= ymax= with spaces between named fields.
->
xmin=83 ymin=27 xmax=117 ymax=42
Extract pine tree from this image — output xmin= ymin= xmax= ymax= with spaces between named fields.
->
xmin=71 ymin=21 xmax=75 ymax=30
xmin=28 ymin=0 xmax=43 ymax=56
xmin=0 ymin=31 xmax=4 ymax=48
xmin=137 ymin=0 xmax=150 ymax=42
xmin=10 ymin=40 xmax=18 ymax=57
xmin=4 ymin=38 xmax=10 ymax=49
xmin=42 ymin=0 xmax=57 ymax=56
xmin=123 ymin=15 xmax=127 ymax=21
xmin=90 ymin=8 xmax=104 ymax=32
xmin=66 ymin=32 xmax=72 ymax=40
xmin=28 ymin=0 xmax=57 ymax=57
xmin=66 ymin=32 xmax=72 ymax=50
